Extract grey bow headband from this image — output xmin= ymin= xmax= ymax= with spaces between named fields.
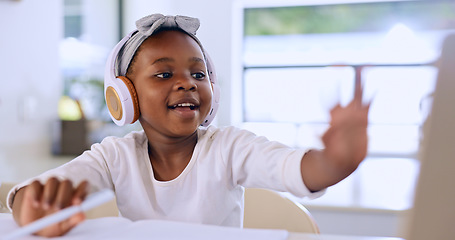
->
xmin=116 ymin=14 xmax=202 ymax=76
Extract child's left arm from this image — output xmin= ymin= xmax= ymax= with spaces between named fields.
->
xmin=300 ymin=87 xmax=370 ymax=192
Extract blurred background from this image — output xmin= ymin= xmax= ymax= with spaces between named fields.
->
xmin=0 ymin=0 xmax=454 ymax=238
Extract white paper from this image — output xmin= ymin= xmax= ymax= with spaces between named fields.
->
xmin=0 ymin=214 xmax=288 ymax=240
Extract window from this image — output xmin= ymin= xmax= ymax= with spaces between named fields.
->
xmin=63 ymin=0 xmax=83 ymax=38
xmin=60 ymin=0 xmax=140 ymax=144
xmin=236 ymin=0 xmax=455 ymax=210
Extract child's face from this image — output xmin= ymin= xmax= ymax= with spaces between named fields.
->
xmin=128 ymin=30 xmax=213 ymax=137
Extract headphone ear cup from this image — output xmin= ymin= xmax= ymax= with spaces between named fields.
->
xmin=105 ymin=76 xmax=140 ymax=125
xmin=200 ymin=51 xmax=219 ymax=127
xmin=117 ymin=76 xmax=140 ymax=123
xmin=105 ymin=84 xmax=124 ymax=121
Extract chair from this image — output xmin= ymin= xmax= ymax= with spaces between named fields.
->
xmin=84 ymin=197 xmax=119 ymax=219
xmin=0 ymin=182 xmax=16 ymax=213
xmin=243 ymin=188 xmax=319 ymax=233
xmin=89 ymin=187 xmax=319 ymax=233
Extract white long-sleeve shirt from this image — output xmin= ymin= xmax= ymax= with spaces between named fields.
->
xmin=8 ymin=126 xmax=323 ymax=227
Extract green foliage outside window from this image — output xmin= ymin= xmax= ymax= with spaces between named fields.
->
xmin=244 ymin=1 xmax=455 ymax=36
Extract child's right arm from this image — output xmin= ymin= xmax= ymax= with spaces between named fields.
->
xmin=11 ymin=178 xmax=88 ymax=237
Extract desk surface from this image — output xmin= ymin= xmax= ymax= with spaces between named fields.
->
xmin=0 ymin=213 xmax=402 ymax=240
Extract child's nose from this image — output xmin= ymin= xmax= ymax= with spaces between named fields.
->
xmin=175 ymin=74 xmax=197 ymax=91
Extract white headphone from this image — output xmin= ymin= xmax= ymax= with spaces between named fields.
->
xmin=104 ymin=30 xmax=220 ymax=127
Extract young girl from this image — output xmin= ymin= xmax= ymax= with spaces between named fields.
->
xmin=8 ymin=14 xmax=369 ymax=237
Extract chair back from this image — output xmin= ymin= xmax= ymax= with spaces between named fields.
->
xmin=243 ymin=188 xmax=319 ymax=233
xmin=85 ymin=197 xmax=119 ymax=219
xmin=0 ymin=182 xmax=16 ymax=213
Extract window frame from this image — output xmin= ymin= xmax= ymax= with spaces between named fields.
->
xmin=232 ymin=0 xmax=447 ymax=211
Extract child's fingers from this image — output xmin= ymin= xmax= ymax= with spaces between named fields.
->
xmin=63 ymin=181 xmax=89 ymax=234
xmin=54 ymin=180 xmax=74 ymax=209
xmin=353 ymin=66 xmax=365 ymax=106
xmin=73 ymin=181 xmax=89 ymax=204
xmin=329 ymin=104 xmax=341 ymax=116
xmin=26 ymin=180 xmax=44 ymax=208
xmin=60 ymin=212 xmax=86 ymax=236
xmin=68 ymin=211 xmax=86 ymax=229
xmin=363 ymin=101 xmax=371 ymax=113
xmin=354 ymin=87 xmax=362 ymax=104
xmin=25 ymin=180 xmax=44 ymax=207
xmin=42 ymin=177 xmax=59 ymax=210
xmin=57 ymin=181 xmax=89 ymax=236
xmin=353 ymin=85 xmax=365 ymax=108
xmin=19 ymin=181 xmax=45 ymax=226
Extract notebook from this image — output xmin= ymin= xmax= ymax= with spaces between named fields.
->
xmin=0 ymin=214 xmax=289 ymax=240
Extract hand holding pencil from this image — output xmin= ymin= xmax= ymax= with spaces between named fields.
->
xmin=11 ymin=178 xmax=89 ymax=237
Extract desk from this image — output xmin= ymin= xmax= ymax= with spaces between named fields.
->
xmin=0 ymin=213 xmax=402 ymax=240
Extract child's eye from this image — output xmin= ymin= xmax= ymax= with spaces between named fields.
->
xmin=155 ymin=72 xmax=173 ymax=79
xmin=191 ymin=72 xmax=205 ymax=80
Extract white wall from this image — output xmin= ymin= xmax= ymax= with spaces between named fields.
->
xmin=0 ymin=0 xmax=63 ymax=151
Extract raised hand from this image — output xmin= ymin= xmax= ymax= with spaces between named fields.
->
xmin=12 ymin=178 xmax=88 ymax=237
xmin=301 ymin=85 xmax=370 ymax=192
xmin=321 ymin=85 xmax=370 ymax=169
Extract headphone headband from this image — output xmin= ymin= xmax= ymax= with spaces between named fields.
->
xmin=104 ymin=31 xmax=136 ymax=87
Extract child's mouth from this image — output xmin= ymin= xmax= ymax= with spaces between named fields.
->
xmin=168 ymin=103 xmax=198 ymax=110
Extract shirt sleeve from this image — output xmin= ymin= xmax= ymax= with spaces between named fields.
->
xmin=216 ymin=126 xmax=325 ymax=199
